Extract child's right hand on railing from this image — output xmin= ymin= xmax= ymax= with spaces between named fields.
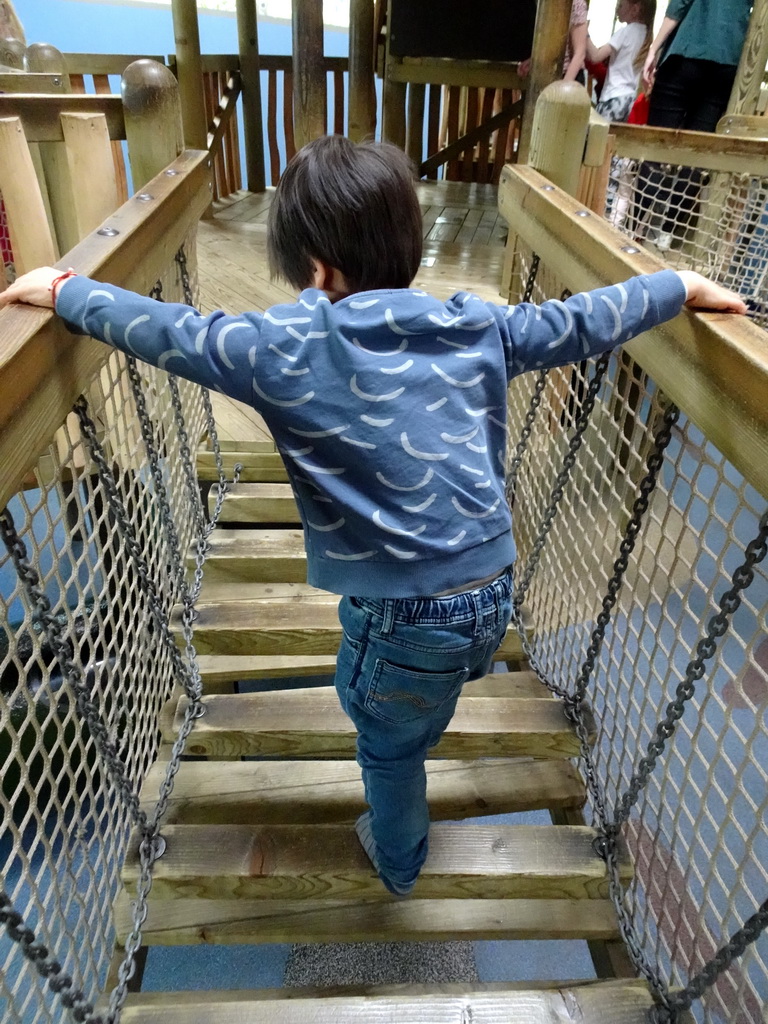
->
xmin=0 ymin=267 xmax=77 ymax=310
xmin=676 ymin=272 xmax=747 ymax=315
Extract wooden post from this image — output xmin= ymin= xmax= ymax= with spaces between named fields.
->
xmin=24 ymin=41 xmax=69 ymax=90
xmin=518 ymin=0 xmax=572 ymax=164
xmin=727 ymin=0 xmax=768 ymax=116
xmin=527 ymin=80 xmax=591 ymax=196
xmin=236 ymin=0 xmax=265 ymax=191
xmin=406 ymin=82 xmax=426 ymax=166
xmin=170 ymin=0 xmax=207 ymax=148
xmin=292 ymin=0 xmax=326 ymax=149
xmin=122 ymin=59 xmax=186 ymax=190
xmin=501 ymin=80 xmax=591 ymax=299
xmin=0 ymin=36 xmax=25 ymax=68
xmin=349 ymin=0 xmax=376 ymax=142
xmin=382 ymin=78 xmax=407 ymax=148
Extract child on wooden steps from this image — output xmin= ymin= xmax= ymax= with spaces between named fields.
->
xmin=0 ymin=135 xmax=746 ymax=897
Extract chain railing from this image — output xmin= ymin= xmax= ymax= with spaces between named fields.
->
xmin=506 ymin=244 xmax=768 ymax=1023
xmin=0 ymin=245 xmax=238 ymax=1023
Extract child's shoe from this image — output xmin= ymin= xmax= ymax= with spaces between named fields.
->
xmin=355 ymin=811 xmax=416 ymax=897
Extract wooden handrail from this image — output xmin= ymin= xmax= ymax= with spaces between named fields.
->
xmin=64 ymin=52 xmax=165 ymax=75
xmin=610 ymin=122 xmax=768 ymax=176
xmin=0 ymin=149 xmax=211 ymax=508
xmin=499 ymin=163 xmax=768 ymax=502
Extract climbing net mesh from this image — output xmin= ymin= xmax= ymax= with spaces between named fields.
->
xmin=0 ymin=248 xmax=204 ymax=1023
xmin=508 ymin=247 xmax=768 ymax=1024
xmin=604 ymin=155 xmax=768 ymax=328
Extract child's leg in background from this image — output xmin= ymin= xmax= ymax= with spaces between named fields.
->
xmin=334 ymin=572 xmax=512 ymax=894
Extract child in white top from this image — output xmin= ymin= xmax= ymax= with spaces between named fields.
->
xmin=588 ymin=0 xmax=656 ymax=122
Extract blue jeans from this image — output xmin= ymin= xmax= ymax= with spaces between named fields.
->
xmin=334 ymin=569 xmax=513 ymax=892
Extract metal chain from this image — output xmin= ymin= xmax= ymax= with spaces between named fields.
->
xmin=512 ymin=350 xmax=611 ymax=615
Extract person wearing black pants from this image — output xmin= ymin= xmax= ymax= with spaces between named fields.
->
xmin=633 ymin=0 xmax=751 ymax=250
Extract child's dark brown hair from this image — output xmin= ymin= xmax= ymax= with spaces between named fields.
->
xmin=267 ymin=134 xmax=423 ymax=293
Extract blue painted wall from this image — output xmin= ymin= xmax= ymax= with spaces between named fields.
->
xmin=14 ymin=1 xmax=348 ymax=58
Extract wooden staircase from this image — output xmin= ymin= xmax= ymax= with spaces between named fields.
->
xmin=116 ymin=444 xmax=654 ymax=1022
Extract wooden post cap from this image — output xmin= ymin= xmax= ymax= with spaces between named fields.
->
xmin=528 ymin=80 xmax=592 ymax=198
xmin=24 ymin=42 xmax=66 ymax=74
xmin=121 ymin=59 xmax=180 ymax=116
xmin=0 ymin=36 xmax=25 ymax=69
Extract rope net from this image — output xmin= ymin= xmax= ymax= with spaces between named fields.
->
xmin=0 ymin=244 xmax=205 ymax=1023
xmin=507 ymin=243 xmax=768 ymax=1023
xmin=605 ymin=155 xmax=768 ymax=327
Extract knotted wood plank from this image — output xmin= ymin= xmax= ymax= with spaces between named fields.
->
xmin=122 ymin=822 xmax=631 ymax=901
xmin=140 ymin=757 xmax=585 ymax=825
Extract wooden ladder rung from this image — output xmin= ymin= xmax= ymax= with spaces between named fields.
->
xmin=210 ymin=482 xmax=299 ymax=523
xmin=114 ymin=893 xmax=621 ymax=946
xmin=140 ymin=757 xmax=586 ymax=825
xmin=177 ymin=593 xmax=526 ymax=660
xmin=161 ymin=691 xmax=592 ymax=759
xmin=122 ymin=822 xmax=632 ymax=902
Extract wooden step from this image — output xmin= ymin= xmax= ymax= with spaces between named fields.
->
xmin=140 ymin=757 xmax=586 ymax=825
xmin=197 ymin=668 xmax=555 ymax=699
xmin=122 ymin=822 xmax=631 ymax=901
xmin=114 ymin=893 xmax=620 ymax=946
xmin=180 ymin=593 xmax=525 ymax=659
xmin=196 ymin=529 xmax=306 ymax=583
xmin=122 ymin=981 xmax=659 ymax=1024
xmin=161 ymin=691 xmax=590 ymax=759
xmin=211 ymin=482 xmax=300 ymax=523
xmin=198 ymin=450 xmax=288 ymax=482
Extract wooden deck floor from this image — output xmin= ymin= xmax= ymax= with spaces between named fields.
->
xmin=197 ymin=181 xmax=508 ymax=446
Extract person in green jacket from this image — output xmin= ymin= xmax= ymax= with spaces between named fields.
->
xmin=634 ymin=0 xmax=752 ymax=250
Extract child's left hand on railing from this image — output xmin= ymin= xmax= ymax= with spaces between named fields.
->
xmin=676 ymin=272 xmax=748 ymax=315
xmin=0 ymin=267 xmax=77 ymax=310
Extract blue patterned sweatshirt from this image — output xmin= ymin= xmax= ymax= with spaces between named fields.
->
xmin=55 ymin=269 xmax=686 ymax=597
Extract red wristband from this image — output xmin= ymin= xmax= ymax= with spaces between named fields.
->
xmin=50 ymin=269 xmax=77 ymax=305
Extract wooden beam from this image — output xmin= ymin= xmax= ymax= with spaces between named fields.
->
xmin=0 ymin=94 xmax=125 ymax=141
xmin=610 ymin=122 xmax=768 ymax=177
xmin=115 ymin=893 xmax=618 ymax=946
xmin=122 ymin=60 xmax=185 ymax=191
xmin=728 ymin=0 xmax=768 ymax=117
xmin=206 ymin=73 xmax=242 ymax=154
xmin=164 ymin=690 xmax=588 ymax=759
xmin=122 ymin=821 xmax=631 ymax=901
xmin=292 ymin=0 xmax=325 ymax=149
xmin=0 ymin=72 xmax=64 ymax=92
xmin=170 ymin=0 xmax=207 ymax=148
xmin=122 ymin=982 xmax=658 ymax=1024
xmin=0 ymin=117 xmax=56 ymax=273
xmin=0 ymin=149 xmax=211 ymax=509
xmin=142 ymin=756 xmax=585 ymax=825
xmin=518 ymin=0 xmax=572 ymax=162
xmin=498 ymin=164 xmax=768 ymax=502
xmin=349 ymin=0 xmax=376 ymax=141
xmin=197 ymin=450 xmax=288 ymax=481
xmin=63 ymin=53 xmax=165 ymax=76
xmin=388 ymin=57 xmax=523 ymax=91
xmin=419 ymin=101 xmax=523 ymax=179
xmin=236 ymin=0 xmax=266 ymax=191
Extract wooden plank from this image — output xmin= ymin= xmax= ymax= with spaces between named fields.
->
xmin=114 ymin=893 xmax=619 ymax=946
xmin=197 ymin=451 xmax=288 ymax=482
xmin=195 ymin=528 xmax=305 ymax=583
xmin=198 ymin=654 xmax=337 ymax=684
xmin=63 ymin=53 xmax=165 ymax=76
xmin=0 ymin=94 xmax=125 ymax=141
xmin=0 ymin=149 xmax=210 ymax=509
xmin=387 ymin=57 xmax=523 ymax=91
xmin=292 ymin=0 xmax=325 ymax=148
xmin=141 ymin=757 xmax=585 ymax=825
xmin=0 ymin=117 xmax=57 ymax=274
xmin=93 ymin=74 xmax=129 ymax=204
xmin=214 ymin=482 xmax=298 ymax=522
xmin=0 ymin=72 xmax=64 ymax=93
xmin=183 ymin=597 xmax=526 ymax=660
xmin=499 ymin=163 xmax=768 ymax=503
xmin=609 ymin=121 xmax=768 ymax=176
xmin=55 ymin=113 xmax=120 ymax=251
xmin=121 ymin=821 xmax=631 ymax=901
xmin=164 ymin=692 xmax=585 ymax=759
